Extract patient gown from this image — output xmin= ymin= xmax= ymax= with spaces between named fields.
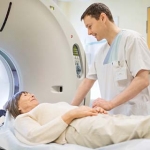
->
xmin=14 ymin=102 xmax=150 ymax=148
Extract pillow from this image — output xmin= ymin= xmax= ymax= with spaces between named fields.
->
xmin=2 ymin=110 xmax=15 ymax=132
xmin=0 ymin=109 xmax=6 ymax=127
xmin=0 ymin=116 xmax=5 ymax=127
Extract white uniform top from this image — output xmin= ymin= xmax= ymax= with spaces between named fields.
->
xmin=87 ymin=29 xmax=150 ymax=115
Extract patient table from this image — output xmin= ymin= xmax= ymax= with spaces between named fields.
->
xmin=0 ymin=112 xmax=150 ymax=150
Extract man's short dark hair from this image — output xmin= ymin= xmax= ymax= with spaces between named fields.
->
xmin=81 ymin=3 xmax=114 ymax=22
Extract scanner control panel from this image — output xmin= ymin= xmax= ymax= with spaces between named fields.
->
xmin=72 ymin=44 xmax=83 ymax=78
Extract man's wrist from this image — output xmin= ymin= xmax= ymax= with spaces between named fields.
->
xmin=109 ymin=100 xmax=116 ymax=109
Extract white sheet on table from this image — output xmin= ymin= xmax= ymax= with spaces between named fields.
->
xmin=96 ymin=139 xmax=150 ymax=150
xmin=0 ymin=129 xmax=92 ymax=150
xmin=1 ymin=128 xmax=150 ymax=150
xmin=1 ymin=111 xmax=150 ymax=150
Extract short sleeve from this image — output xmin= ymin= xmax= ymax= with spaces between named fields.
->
xmin=86 ymin=62 xmax=97 ymax=80
xmin=125 ymin=34 xmax=150 ymax=77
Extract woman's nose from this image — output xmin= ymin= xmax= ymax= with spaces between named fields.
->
xmin=31 ymin=94 xmax=34 ymax=97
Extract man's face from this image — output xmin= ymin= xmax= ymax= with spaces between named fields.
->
xmin=83 ymin=14 xmax=106 ymax=41
xmin=18 ymin=92 xmax=39 ymax=113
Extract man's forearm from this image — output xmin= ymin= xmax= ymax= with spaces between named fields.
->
xmin=111 ymin=70 xmax=149 ymax=108
xmin=71 ymin=78 xmax=95 ymax=106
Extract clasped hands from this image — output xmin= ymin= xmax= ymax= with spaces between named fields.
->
xmin=71 ymin=98 xmax=113 ymax=120
xmin=71 ymin=105 xmax=107 ymax=120
xmin=62 ymin=104 xmax=108 ymax=125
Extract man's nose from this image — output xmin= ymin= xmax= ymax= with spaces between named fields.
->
xmin=88 ymin=29 xmax=92 ymax=35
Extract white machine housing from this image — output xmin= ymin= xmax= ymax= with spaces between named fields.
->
xmin=0 ymin=0 xmax=89 ymax=105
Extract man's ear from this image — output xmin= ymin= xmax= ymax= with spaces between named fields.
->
xmin=100 ymin=13 xmax=107 ymax=22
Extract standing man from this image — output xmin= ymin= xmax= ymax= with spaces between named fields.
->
xmin=71 ymin=3 xmax=150 ymax=115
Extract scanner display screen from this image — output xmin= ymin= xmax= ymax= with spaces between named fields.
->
xmin=73 ymin=45 xmax=79 ymax=56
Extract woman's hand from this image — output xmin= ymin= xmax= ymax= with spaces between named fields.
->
xmin=62 ymin=106 xmax=98 ymax=125
xmin=72 ymin=106 xmax=98 ymax=119
xmin=93 ymin=106 xmax=107 ymax=114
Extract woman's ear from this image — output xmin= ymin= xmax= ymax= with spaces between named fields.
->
xmin=18 ymin=106 xmax=21 ymax=111
xmin=18 ymin=107 xmax=23 ymax=114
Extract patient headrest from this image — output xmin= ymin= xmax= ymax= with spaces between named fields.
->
xmin=2 ymin=110 xmax=14 ymax=132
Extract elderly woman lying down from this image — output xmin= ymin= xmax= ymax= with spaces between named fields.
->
xmin=4 ymin=91 xmax=150 ymax=148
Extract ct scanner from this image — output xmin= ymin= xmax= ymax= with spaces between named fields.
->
xmin=0 ymin=0 xmax=89 ymax=105
xmin=1 ymin=0 xmax=150 ymax=150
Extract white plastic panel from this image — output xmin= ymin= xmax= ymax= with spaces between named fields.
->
xmin=0 ymin=0 xmax=87 ymax=104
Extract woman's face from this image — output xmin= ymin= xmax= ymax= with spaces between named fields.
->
xmin=18 ymin=92 xmax=39 ymax=113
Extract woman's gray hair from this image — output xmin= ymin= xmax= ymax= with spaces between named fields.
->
xmin=3 ymin=91 xmax=27 ymax=118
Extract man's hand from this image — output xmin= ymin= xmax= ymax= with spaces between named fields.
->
xmin=92 ymin=98 xmax=113 ymax=111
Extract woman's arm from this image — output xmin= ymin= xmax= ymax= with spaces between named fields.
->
xmin=14 ymin=106 xmax=98 ymax=144
xmin=62 ymin=106 xmax=100 ymax=124
xmin=14 ymin=115 xmax=68 ymax=144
